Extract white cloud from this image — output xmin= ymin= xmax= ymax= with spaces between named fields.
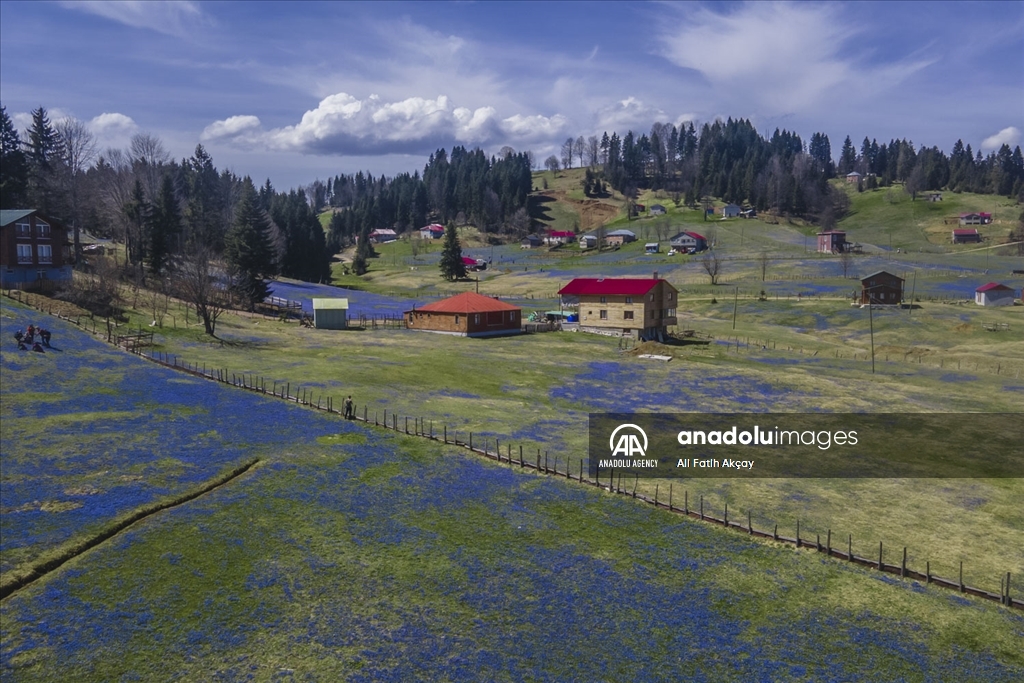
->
xmin=88 ymin=112 xmax=139 ymax=149
xmin=981 ymin=126 xmax=1021 ymax=151
xmin=202 ymin=93 xmax=568 ymax=156
xmin=596 ymin=97 xmax=667 ymax=133
xmin=58 ymin=1 xmax=207 ymax=38
xmin=201 ymin=115 xmax=261 ymax=141
xmin=658 ymin=2 xmax=933 ymax=114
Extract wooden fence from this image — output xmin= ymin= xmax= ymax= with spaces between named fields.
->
xmin=4 ymin=289 xmax=1021 ymax=611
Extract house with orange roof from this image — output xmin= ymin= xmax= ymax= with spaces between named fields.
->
xmin=404 ymin=291 xmax=522 ymax=337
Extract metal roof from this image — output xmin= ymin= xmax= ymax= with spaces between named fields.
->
xmin=0 ymin=209 xmax=36 ymax=227
xmin=559 ymin=278 xmax=670 ymax=296
xmin=312 ymin=298 xmax=349 ymax=309
xmin=407 ymin=291 xmax=520 ymax=314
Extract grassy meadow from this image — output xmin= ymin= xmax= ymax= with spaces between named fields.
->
xmin=2 ymin=171 xmax=1023 ymax=678
xmin=2 ymin=303 xmax=1022 ymax=679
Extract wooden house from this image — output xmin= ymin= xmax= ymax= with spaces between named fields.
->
xmin=650 ymin=204 xmax=666 ymax=215
xmin=558 ymin=276 xmax=678 ymax=341
xmin=721 ymin=203 xmax=741 ymax=218
xmin=975 ymin=283 xmax=1015 ymax=307
xmin=845 ymin=171 xmax=862 ymax=184
xmin=952 ymin=228 xmax=982 ymax=243
xmin=0 ymin=209 xmax=72 ymax=290
xmin=405 ymin=292 xmax=521 ymax=337
xmin=860 ymin=271 xmax=904 ymax=305
xmin=369 ymin=228 xmax=398 ymax=243
xmin=579 ymin=234 xmax=599 ymax=249
xmin=644 ymin=242 xmax=660 ymax=254
xmin=520 ymin=234 xmax=544 ymax=249
xmin=817 ymin=230 xmax=848 ymax=254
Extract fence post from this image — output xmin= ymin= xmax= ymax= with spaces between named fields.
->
xmin=684 ymin=490 xmax=688 ymax=515
xmin=849 ymin=535 xmax=853 ymax=562
xmin=364 ymin=406 xmax=367 ymax=422
xmin=774 ymin=524 xmax=778 ymax=541
xmin=699 ymin=495 xmax=703 ymax=520
xmin=519 ymin=445 xmax=523 ymax=467
xmin=926 ymin=561 xmax=931 ymax=583
xmin=469 ymin=432 xmax=473 ymax=450
xmin=724 ymin=503 xmax=728 ymax=526
xmin=878 ymin=542 xmax=883 ymax=571
xmin=901 ymin=547 xmax=907 ymax=578
xmin=826 ymin=529 xmax=831 ymax=556
xmin=749 ymin=511 xmax=753 ymax=535
xmin=960 ymin=562 xmax=965 ymax=592
xmin=1006 ymin=572 xmax=1011 ymax=607
xmin=668 ymin=483 xmax=673 ymax=511
xmin=796 ymin=521 xmax=800 ymax=548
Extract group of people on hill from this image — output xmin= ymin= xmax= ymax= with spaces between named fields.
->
xmin=13 ymin=324 xmax=51 ymax=353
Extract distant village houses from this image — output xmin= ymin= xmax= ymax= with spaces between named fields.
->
xmin=650 ymin=204 xmax=666 ymax=216
xmin=544 ymin=230 xmax=577 ymax=245
xmin=975 ymin=283 xmax=1015 ymax=307
xmin=369 ymin=228 xmax=398 ymax=244
xmin=721 ymin=203 xmax=741 ymax=218
xmin=860 ymin=271 xmax=904 ymax=305
xmin=419 ymin=224 xmax=445 ymax=240
xmin=817 ymin=230 xmax=849 ymax=254
xmin=845 ymin=171 xmax=862 ymax=184
xmin=520 ymin=234 xmax=544 ymax=249
xmin=669 ymin=231 xmax=707 ymax=253
xmin=959 ymin=213 xmax=992 ymax=226
xmin=952 ymin=228 xmax=982 ymax=244
xmin=579 ymin=234 xmax=599 ymax=249
xmin=604 ymin=229 xmax=637 ymax=246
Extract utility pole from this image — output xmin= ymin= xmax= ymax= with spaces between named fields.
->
xmin=732 ymin=287 xmax=739 ymax=330
xmin=869 ymin=297 xmax=875 ymax=374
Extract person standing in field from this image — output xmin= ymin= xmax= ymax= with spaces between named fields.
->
xmin=343 ymin=395 xmax=354 ymax=419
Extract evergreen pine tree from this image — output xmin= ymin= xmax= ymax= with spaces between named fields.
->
xmin=147 ymin=175 xmax=181 ymax=275
xmin=352 ymin=224 xmax=371 ymax=276
xmin=225 ymin=179 xmax=278 ymax=308
xmin=0 ymin=106 xmax=28 ymax=208
xmin=438 ymin=222 xmax=466 ymax=281
xmin=25 ymin=107 xmax=59 ymax=212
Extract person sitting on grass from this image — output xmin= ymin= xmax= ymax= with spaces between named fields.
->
xmin=18 ymin=341 xmax=28 ymax=351
xmin=40 ymin=329 xmax=51 ymax=347
xmin=14 ymin=329 xmax=24 ymax=344
xmin=32 ymin=342 xmax=45 ymax=353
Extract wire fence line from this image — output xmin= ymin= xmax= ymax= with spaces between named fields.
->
xmin=5 ymin=290 xmax=1021 ymax=611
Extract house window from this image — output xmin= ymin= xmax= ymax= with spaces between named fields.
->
xmin=600 ymin=296 xmax=607 ymax=304
xmin=667 ymin=308 xmax=675 ymax=317
xmin=625 ymin=296 xmax=633 ymax=304
xmin=36 ymin=220 xmax=51 ymax=239
xmin=455 ymin=315 xmax=460 ymax=325
xmin=623 ymin=310 xmax=634 ymax=320
xmin=15 ymin=222 xmax=31 ymax=238
xmin=408 ymin=313 xmax=414 ymax=324
xmin=474 ymin=314 xmax=480 ymax=324
xmin=37 ymin=245 xmax=52 ymax=264
xmin=599 ymin=310 xmax=608 ymax=319
xmin=17 ymin=244 xmax=33 ymax=264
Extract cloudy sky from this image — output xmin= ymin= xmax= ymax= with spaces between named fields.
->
xmin=2 ymin=1 xmax=1021 ymax=189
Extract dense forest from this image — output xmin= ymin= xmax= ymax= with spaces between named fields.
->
xmin=2 ymin=104 xmax=1022 ymax=299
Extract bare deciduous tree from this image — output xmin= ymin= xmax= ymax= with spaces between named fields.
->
xmin=574 ymin=136 xmax=585 ymax=168
xmin=56 ymin=117 xmax=97 ymax=263
xmin=839 ymin=249 xmax=854 ymax=278
xmin=759 ymin=250 xmax=770 ymax=281
xmin=561 ymin=138 xmax=575 ymax=170
xmin=701 ymin=250 xmax=723 ymax=285
xmin=175 ymin=244 xmax=225 ymax=336
xmin=544 ymin=155 xmax=560 ymax=173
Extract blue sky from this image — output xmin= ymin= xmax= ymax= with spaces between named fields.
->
xmin=1 ymin=1 xmax=1021 ymax=190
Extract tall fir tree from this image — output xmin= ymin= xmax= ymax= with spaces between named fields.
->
xmin=147 ymin=174 xmax=181 ymax=274
xmin=438 ymin=221 xmax=466 ymax=281
xmin=225 ymin=179 xmax=278 ymax=308
xmin=838 ymin=135 xmax=856 ymax=175
xmin=352 ymin=223 xmax=371 ymax=276
xmin=0 ymin=106 xmax=28 ymax=208
xmin=25 ymin=107 xmax=60 ymax=213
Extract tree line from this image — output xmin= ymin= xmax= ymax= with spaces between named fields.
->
xmin=548 ymin=118 xmax=1024 ymax=227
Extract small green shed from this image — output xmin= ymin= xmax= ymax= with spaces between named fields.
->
xmin=312 ymin=298 xmax=349 ymax=329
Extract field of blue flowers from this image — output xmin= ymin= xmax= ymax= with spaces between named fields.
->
xmin=3 ymin=421 xmax=1022 ymax=681
xmin=0 ymin=300 xmax=352 ymax=574
xmin=3 ymin=297 xmax=1023 ymax=680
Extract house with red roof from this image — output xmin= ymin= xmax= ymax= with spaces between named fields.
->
xmin=462 ymin=256 xmax=487 ymax=271
xmin=958 ymin=213 xmax=991 ymax=226
xmin=669 ymin=231 xmax=707 ymax=253
xmin=544 ymin=230 xmax=577 ymax=245
xmin=369 ymin=228 xmax=398 ymax=243
xmin=558 ymin=275 xmax=678 ymax=341
xmin=975 ymin=282 xmax=1015 ymax=307
xmin=419 ymin=223 xmax=445 ymax=239
xmin=952 ymin=227 xmax=982 ymax=244
xmin=404 ymin=291 xmax=521 ymax=337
